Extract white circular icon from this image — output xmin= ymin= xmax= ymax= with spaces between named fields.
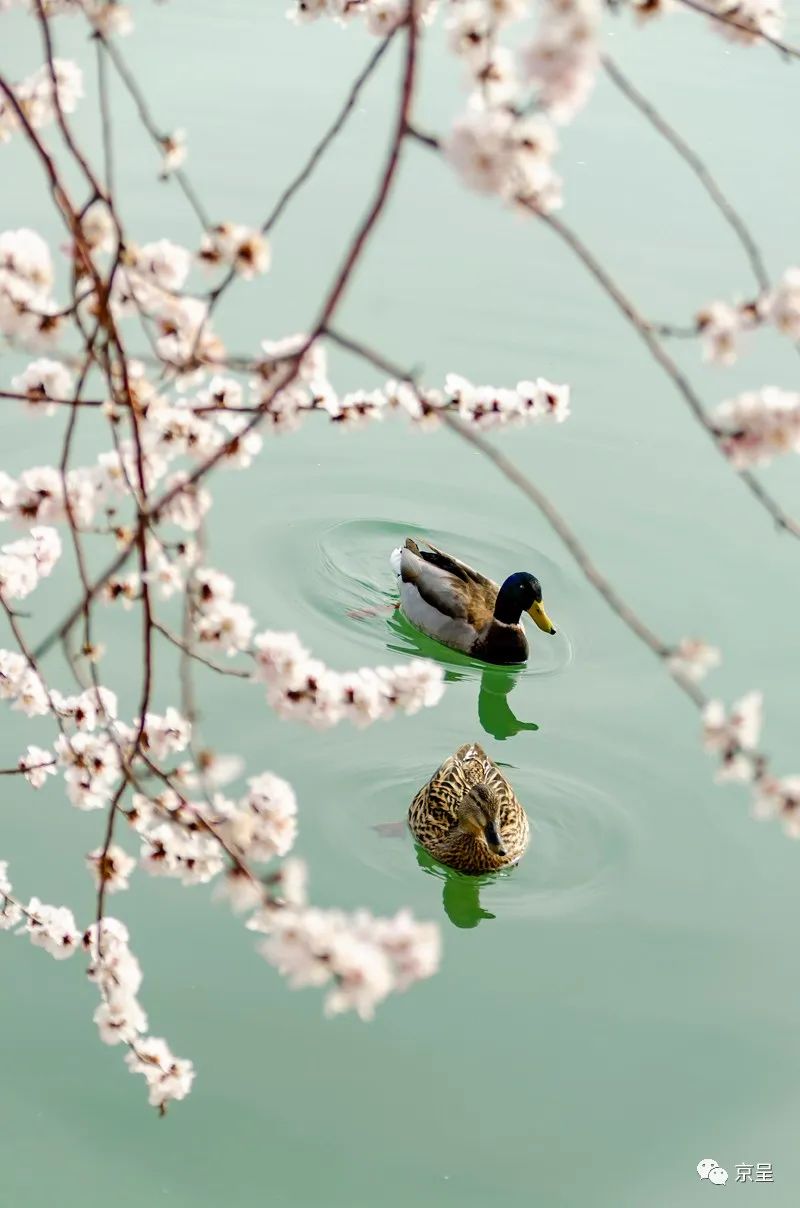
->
xmin=709 ymin=1167 xmax=729 ymax=1186
xmin=697 ymin=1159 xmax=718 ymax=1180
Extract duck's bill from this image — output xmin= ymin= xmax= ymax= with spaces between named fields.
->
xmin=528 ymin=601 xmax=556 ymax=635
xmin=484 ymin=821 xmax=506 ymax=857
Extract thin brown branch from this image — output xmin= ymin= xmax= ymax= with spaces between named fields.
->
xmin=199 ymin=29 xmax=398 ymax=345
xmin=96 ymin=33 xmax=115 ymax=196
xmin=33 ymin=6 xmax=420 ymax=664
xmin=33 ymin=0 xmax=108 ymax=202
xmin=323 ymin=325 xmax=420 ymax=378
xmin=0 ymin=760 xmax=55 ymax=776
xmin=94 ymin=31 xmax=211 ymax=229
xmin=676 ymin=0 xmax=800 ymax=60
xmin=537 ymin=210 xmax=800 ymax=540
xmin=439 ymin=411 xmax=707 ymax=707
xmin=0 ymin=390 xmax=104 ymax=407
xmin=262 ymin=33 xmax=396 ymax=237
xmin=153 ymin=621 xmax=251 ymax=679
xmin=602 ymin=54 xmax=769 ymax=292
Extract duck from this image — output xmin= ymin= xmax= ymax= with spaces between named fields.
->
xmin=390 ymin=537 xmax=556 ymax=665
xmin=408 ymin=742 xmax=529 ymax=875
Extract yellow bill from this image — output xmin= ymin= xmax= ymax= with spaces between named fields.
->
xmin=528 ymin=600 xmax=556 ymax=635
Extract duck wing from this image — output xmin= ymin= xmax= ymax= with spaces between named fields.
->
xmin=397 ymin=539 xmax=471 ymax=619
xmin=421 ymin=541 xmax=498 ymax=594
xmin=409 ymin=751 xmax=466 ymax=843
xmin=398 ymin=539 xmax=500 ymax=629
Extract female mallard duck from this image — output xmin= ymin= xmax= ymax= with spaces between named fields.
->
xmin=409 ymin=742 xmax=529 ymax=874
xmin=390 ymin=537 xmax=556 ymax=665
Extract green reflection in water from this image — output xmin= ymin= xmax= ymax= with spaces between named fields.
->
xmin=387 ymin=610 xmax=540 ymax=740
xmin=415 ymin=844 xmax=498 ymax=930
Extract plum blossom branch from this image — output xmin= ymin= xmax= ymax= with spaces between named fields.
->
xmin=601 ymin=53 xmax=770 ymax=293
xmin=4 ymin=0 xmax=800 ymax=1120
xmin=674 ymin=0 xmax=800 ymax=60
xmin=538 ymin=210 xmax=800 ymax=539
xmin=91 ymin=29 xmax=209 ymax=226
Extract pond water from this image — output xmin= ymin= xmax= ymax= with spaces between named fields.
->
xmin=2 ymin=4 xmax=800 ymax=1207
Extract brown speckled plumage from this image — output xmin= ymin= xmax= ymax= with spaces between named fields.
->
xmin=409 ymin=743 xmax=529 ymax=874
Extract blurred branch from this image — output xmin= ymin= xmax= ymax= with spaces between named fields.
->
xmin=602 ymin=53 xmax=769 ymax=292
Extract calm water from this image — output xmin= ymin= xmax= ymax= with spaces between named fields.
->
xmin=2 ymin=5 xmax=800 ymax=1206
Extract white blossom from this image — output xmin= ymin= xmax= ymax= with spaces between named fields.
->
xmin=702 ymin=691 xmax=763 ymax=782
xmin=256 ymin=896 xmax=440 ymax=1020
xmin=86 ymin=844 xmax=136 ymax=893
xmin=712 ymin=387 xmax=800 ymax=468
xmin=198 ymin=223 xmax=270 ymax=279
xmin=252 ymin=631 xmax=445 ymax=727
xmin=760 ymin=266 xmax=800 ymax=339
xmin=520 ymin=0 xmax=601 ymax=125
xmin=0 ymin=649 xmax=49 ymax=715
xmin=696 ymin=300 xmax=757 ymax=366
xmin=160 ymin=129 xmax=187 ymax=175
xmin=445 ymin=106 xmax=562 ymax=213
xmin=667 ymin=639 xmax=721 ymax=683
xmin=236 ymin=771 xmax=298 ymax=860
xmin=752 ymin=774 xmax=800 ymax=837
xmin=124 ymin=1037 xmax=195 ymax=1111
xmin=704 ymin=0 xmax=784 ymax=46
xmin=0 ymin=860 xmax=23 ymax=931
xmin=18 ymin=744 xmax=56 ymax=788
xmin=10 ymin=358 xmax=73 ymax=413
xmin=141 ymin=706 xmax=192 ymax=760
xmin=127 ymin=239 xmax=192 ymax=293
xmin=24 ymin=898 xmax=81 ymax=959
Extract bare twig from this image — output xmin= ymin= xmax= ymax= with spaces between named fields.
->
xmin=538 ymin=210 xmax=800 ymax=539
xmin=94 ymin=30 xmax=211 ymax=229
xmin=602 ymin=54 xmax=770 ymax=292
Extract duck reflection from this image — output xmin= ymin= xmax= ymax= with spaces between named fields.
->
xmin=386 ymin=611 xmax=539 ymax=741
xmin=478 ymin=666 xmax=538 ymax=740
xmin=414 ymin=846 xmax=496 ymax=929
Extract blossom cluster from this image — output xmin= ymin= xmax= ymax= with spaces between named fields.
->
xmin=287 ymin=0 xmax=439 ymax=33
xmin=0 ymin=58 xmax=83 ymax=144
xmin=703 ymin=0 xmax=784 ymax=46
xmin=0 ymin=525 xmax=61 ymax=600
xmin=0 ymin=227 xmax=62 ymax=347
xmin=701 ymin=692 xmax=800 ymax=839
xmin=1 ymin=860 xmax=193 ymax=1112
xmin=83 ymin=916 xmax=193 ymax=1111
xmin=250 ymin=897 xmax=441 ymax=1021
xmin=521 ymin=0 xmax=601 ymax=124
xmin=0 ymin=2 xmax=134 ymax=36
xmin=441 ymin=1 xmax=565 ymax=212
xmin=445 ymin=107 xmax=562 ymax=213
xmin=696 ymin=267 xmax=800 ymax=366
xmin=702 ymin=690 xmax=763 ymax=782
xmin=666 ymin=638 xmax=721 ymax=683
xmin=711 ymin=387 xmax=800 ymax=469
xmin=252 ymin=630 xmax=446 ymax=726
xmin=625 ymin=0 xmax=785 ymax=46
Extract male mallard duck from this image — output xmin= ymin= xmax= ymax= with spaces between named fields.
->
xmin=390 ymin=537 xmax=556 ymax=665
xmin=409 ymin=742 xmax=529 ymax=874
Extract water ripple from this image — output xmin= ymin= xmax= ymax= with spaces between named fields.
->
xmin=318 ymin=754 xmax=635 ymax=926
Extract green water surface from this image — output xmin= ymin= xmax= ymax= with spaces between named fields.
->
xmin=2 ymin=4 xmax=800 ymax=1206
